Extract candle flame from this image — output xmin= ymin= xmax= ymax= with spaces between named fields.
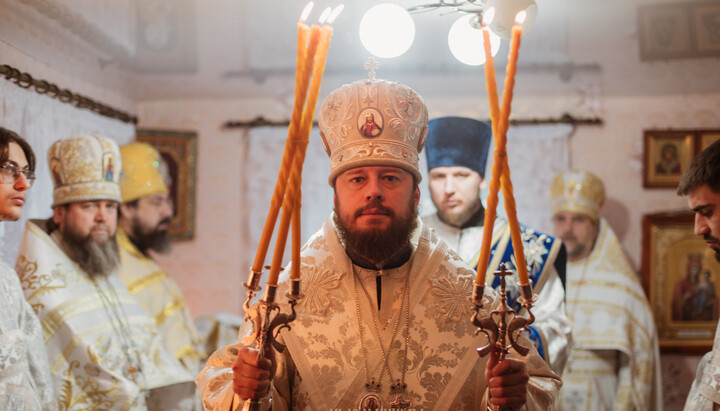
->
xmin=328 ymin=4 xmax=344 ymax=24
xmin=482 ymin=7 xmax=495 ymax=26
xmin=318 ymin=7 xmax=332 ymax=24
xmin=301 ymin=2 xmax=314 ymax=22
xmin=515 ymin=10 xmax=527 ymax=25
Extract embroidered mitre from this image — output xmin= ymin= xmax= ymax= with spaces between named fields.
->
xmin=318 ymin=78 xmax=428 ymax=186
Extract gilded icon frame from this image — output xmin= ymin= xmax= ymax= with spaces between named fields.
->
xmin=643 ymin=130 xmax=694 ymax=188
xmin=642 ymin=211 xmax=720 ymax=353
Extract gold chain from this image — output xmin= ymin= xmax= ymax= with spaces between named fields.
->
xmin=92 ymin=276 xmax=147 ymax=391
xmin=351 ymin=258 xmax=412 ymax=391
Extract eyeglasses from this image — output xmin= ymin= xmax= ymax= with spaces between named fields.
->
xmin=0 ymin=163 xmax=36 ymax=187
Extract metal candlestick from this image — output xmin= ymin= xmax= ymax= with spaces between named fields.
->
xmin=242 ymin=271 xmax=302 ymax=411
xmin=471 ymin=263 xmax=537 ymax=410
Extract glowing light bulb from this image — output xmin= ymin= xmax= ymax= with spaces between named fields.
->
xmin=359 ymin=3 xmax=415 ymax=58
xmin=448 ymin=14 xmax=501 ymax=66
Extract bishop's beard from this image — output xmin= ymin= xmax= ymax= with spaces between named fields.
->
xmin=333 ymin=197 xmax=418 ymax=268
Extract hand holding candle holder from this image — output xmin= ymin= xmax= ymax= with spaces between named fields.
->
xmin=472 ymin=264 xmax=537 ymax=411
xmin=240 ymin=3 xmax=343 ymax=410
xmin=472 ymin=10 xmax=536 ymax=409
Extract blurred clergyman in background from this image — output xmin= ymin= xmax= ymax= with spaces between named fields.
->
xmin=550 ymin=170 xmax=661 ymax=410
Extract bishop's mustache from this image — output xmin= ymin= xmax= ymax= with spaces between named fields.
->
xmin=354 ymin=200 xmax=394 ymax=219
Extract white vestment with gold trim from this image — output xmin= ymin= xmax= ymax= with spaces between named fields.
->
xmin=197 ymin=219 xmax=561 ymax=410
xmin=16 ymin=220 xmax=195 ymax=410
xmin=560 ymin=219 xmax=662 ymax=411
xmin=0 ymin=259 xmax=56 ymax=410
xmin=685 ymin=320 xmax=720 ymax=410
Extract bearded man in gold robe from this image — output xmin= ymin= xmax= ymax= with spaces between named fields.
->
xmin=197 ymin=77 xmax=562 ymax=410
xmin=16 ymin=135 xmax=194 ymax=410
xmin=117 ymin=142 xmax=202 ymax=377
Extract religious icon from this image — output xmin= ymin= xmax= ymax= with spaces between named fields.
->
xmin=103 ymin=153 xmax=115 ymax=181
xmin=670 ymin=253 xmax=720 ymax=323
xmin=655 ymin=142 xmax=682 ymax=175
xmin=359 ymin=393 xmax=383 ymax=410
xmin=672 ymin=253 xmax=703 ymax=321
xmin=358 ymin=108 xmax=383 ymax=138
xmin=642 ymin=130 xmax=693 ymax=188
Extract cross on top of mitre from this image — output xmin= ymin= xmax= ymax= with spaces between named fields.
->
xmin=364 ymin=57 xmax=379 ymax=81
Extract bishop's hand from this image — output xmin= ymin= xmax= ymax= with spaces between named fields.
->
xmin=232 ymin=346 xmax=277 ymax=400
xmin=484 ymin=348 xmax=529 ymax=409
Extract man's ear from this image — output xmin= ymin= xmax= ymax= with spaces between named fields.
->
xmin=479 ymin=177 xmax=488 ymax=191
xmin=52 ymin=206 xmax=64 ymax=225
xmin=118 ymin=203 xmax=134 ymax=220
xmin=413 ymin=185 xmax=421 ymax=208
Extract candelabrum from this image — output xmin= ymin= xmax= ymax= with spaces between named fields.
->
xmin=241 ymin=269 xmax=302 ymax=411
xmin=471 ymin=263 xmax=537 ymax=410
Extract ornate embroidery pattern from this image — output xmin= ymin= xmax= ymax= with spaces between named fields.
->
xmin=331 ymin=143 xmax=418 ymax=169
xmin=520 ymin=229 xmax=550 ymax=275
xmin=428 ymin=267 xmax=475 ymax=338
xmin=297 ymin=263 xmax=345 ymax=321
xmin=16 ymin=257 xmax=68 ymax=314
xmin=59 ymin=360 xmax=120 ymax=410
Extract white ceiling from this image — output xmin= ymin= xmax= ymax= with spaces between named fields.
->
xmin=2 ymin=0 xmax=719 ymax=104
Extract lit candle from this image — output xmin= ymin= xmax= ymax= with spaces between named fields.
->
xmin=252 ymin=3 xmax=317 ymax=280
xmin=475 ymin=10 xmax=530 ymax=287
xmin=500 ymin=164 xmax=530 ymax=286
xmin=475 ymin=8 xmax=503 ymax=287
xmin=497 ymin=10 xmax=524 ymax=139
xmin=265 ymin=24 xmax=321 ymax=287
xmin=287 ymin=17 xmax=334 ymax=281
xmin=266 ymin=6 xmax=340 ymax=287
xmin=497 ymin=10 xmax=530 ymax=286
xmin=481 ymin=9 xmax=500 ymax=129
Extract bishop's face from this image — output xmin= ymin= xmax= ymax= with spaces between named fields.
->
xmin=333 ymin=166 xmax=419 ymax=266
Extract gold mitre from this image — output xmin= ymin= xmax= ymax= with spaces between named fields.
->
xmin=318 ymin=78 xmax=429 ymax=186
xmin=549 ymin=170 xmax=605 ymax=221
xmin=119 ymin=142 xmax=169 ymax=203
xmin=48 ymin=135 xmax=122 ymax=207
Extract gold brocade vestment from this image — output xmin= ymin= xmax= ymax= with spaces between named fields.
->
xmin=117 ymin=227 xmax=202 ymax=373
xmin=197 ymin=218 xmax=561 ymax=410
xmin=16 ymin=220 xmax=194 ymax=411
xmin=560 ymin=219 xmax=662 ymax=411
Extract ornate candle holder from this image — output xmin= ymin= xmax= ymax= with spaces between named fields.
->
xmin=471 ymin=263 xmax=537 ymax=410
xmin=242 ymin=269 xmax=302 ymax=411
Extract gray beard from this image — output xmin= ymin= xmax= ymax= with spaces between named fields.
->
xmin=61 ymin=228 xmax=120 ymax=278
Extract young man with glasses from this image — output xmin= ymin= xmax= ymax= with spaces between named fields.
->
xmin=0 ymin=127 xmax=55 ymax=410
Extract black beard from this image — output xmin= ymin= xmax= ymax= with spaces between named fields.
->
xmin=61 ymin=226 xmax=120 ymax=278
xmin=130 ymin=216 xmax=173 ymax=255
xmin=333 ymin=197 xmax=418 ymax=269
